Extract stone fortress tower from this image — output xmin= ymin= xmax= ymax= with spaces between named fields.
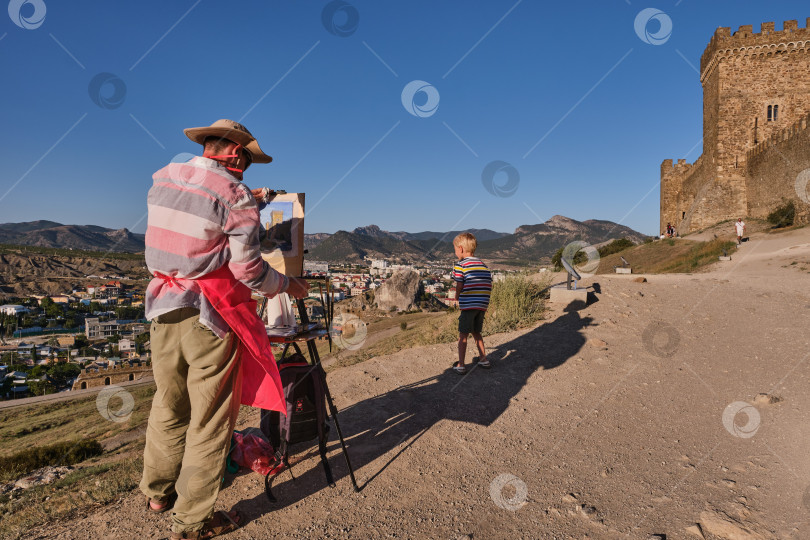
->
xmin=661 ymin=19 xmax=810 ymax=234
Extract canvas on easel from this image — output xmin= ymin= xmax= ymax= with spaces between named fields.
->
xmin=259 ymin=192 xmax=305 ymax=278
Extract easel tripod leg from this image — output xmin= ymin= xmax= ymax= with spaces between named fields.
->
xmin=305 ymin=338 xmax=361 ymax=492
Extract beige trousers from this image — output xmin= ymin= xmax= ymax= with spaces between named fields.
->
xmin=140 ymin=308 xmax=242 ymax=534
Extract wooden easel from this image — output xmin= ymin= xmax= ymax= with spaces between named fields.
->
xmin=258 ymin=290 xmax=361 ymax=492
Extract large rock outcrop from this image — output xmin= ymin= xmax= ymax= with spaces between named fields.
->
xmin=374 ymin=269 xmax=423 ymax=312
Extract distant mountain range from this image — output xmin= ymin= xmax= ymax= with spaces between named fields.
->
xmin=0 ymin=221 xmax=145 ymax=253
xmin=308 ymin=216 xmax=648 ymax=265
xmin=0 ymin=216 xmax=649 ymax=264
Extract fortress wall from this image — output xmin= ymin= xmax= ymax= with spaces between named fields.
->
xmin=673 ymin=156 xmax=734 ymax=233
xmin=71 ymin=362 xmax=152 ymax=390
xmin=661 ymin=157 xmax=708 ymax=234
xmin=663 ymin=19 xmax=810 ymax=233
xmin=715 ymin=40 xmax=810 ymax=172
xmin=745 ymin=116 xmax=810 ymax=222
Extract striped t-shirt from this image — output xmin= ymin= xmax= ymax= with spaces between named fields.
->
xmin=144 ymin=156 xmax=288 ymax=338
xmin=452 ymin=257 xmax=492 ymax=310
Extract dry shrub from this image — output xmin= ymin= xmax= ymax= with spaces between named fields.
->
xmin=484 ymin=273 xmax=550 ymax=334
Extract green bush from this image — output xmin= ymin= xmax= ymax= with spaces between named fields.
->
xmin=399 ymin=321 xmax=408 ymax=330
xmin=550 ymin=247 xmax=587 ymax=272
xmin=767 ymin=200 xmax=795 ymax=228
xmin=598 ymin=238 xmax=635 ymax=257
xmin=484 ymin=273 xmax=550 ymax=334
xmin=0 ymin=439 xmax=103 ymax=482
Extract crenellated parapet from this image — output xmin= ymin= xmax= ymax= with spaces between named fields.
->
xmin=701 ymin=19 xmax=810 ymax=82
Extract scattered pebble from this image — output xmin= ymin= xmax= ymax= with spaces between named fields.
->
xmin=587 ymin=338 xmax=608 ymax=350
xmin=753 ymin=393 xmax=782 ymax=405
xmin=577 ymin=504 xmax=597 ymax=519
xmin=685 ymin=524 xmax=706 ymax=538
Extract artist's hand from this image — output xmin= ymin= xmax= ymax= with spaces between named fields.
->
xmin=251 ymin=187 xmax=275 ymax=203
xmin=285 ymin=277 xmax=310 ymax=299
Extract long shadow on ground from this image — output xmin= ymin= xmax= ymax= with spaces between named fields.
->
xmin=234 ymin=310 xmax=594 ymax=522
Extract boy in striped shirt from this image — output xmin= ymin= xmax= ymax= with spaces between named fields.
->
xmin=451 ymin=232 xmax=492 ymax=374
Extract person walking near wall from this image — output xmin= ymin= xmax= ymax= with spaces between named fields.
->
xmin=735 ymin=218 xmax=746 ymax=245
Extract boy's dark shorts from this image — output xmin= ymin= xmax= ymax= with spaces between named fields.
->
xmin=458 ymin=309 xmax=486 ymax=334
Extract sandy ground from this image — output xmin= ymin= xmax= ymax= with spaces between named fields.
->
xmin=26 ymin=227 xmax=810 ymax=539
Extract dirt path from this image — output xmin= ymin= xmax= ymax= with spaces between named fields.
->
xmin=28 ymin=228 xmax=810 ymax=539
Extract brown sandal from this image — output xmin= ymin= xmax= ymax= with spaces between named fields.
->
xmin=146 ymin=495 xmax=173 ymax=514
xmin=170 ymin=510 xmax=241 ymax=539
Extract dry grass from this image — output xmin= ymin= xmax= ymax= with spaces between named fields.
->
xmin=326 ymin=274 xmax=551 ymax=369
xmin=0 ymin=386 xmax=155 ymax=459
xmin=597 ymin=238 xmax=738 ymax=274
xmin=0 ymin=387 xmax=154 ymax=538
xmin=0 ymin=456 xmax=142 ymax=539
xmin=484 ymin=273 xmax=551 ymax=334
xmin=325 ymin=311 xmax=456 ymax=370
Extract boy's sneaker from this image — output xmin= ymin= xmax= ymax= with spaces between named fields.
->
xmin=452 ymin=361 xmax=467 ymax=374
xmin=472 ymin=356 xmax=491 ymax=369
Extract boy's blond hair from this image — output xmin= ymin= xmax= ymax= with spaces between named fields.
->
xmin=453 ymin=232 xmax=477 ymax=254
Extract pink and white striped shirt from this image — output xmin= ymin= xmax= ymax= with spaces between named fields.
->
xmin=145 ymin=156 xmax=288 ymax=337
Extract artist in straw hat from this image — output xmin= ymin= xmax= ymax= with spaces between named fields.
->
xmin=141 ymin=119 xmax=309 ymax=538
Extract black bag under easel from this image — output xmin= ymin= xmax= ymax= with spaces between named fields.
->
xmin=258 ymin=294 xmax=360 ymax=501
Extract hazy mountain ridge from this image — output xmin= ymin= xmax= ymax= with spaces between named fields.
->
xmin=0 ymin=217 xmax=648 ymax=264
xmin=303 ymin=227 xmax=509 ymax=253
xmin=0 ymin=221 xmax=145 ymax=253
xmin=309 ymin=216 xmax=649 ymax=264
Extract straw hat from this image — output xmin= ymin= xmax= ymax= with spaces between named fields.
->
xmin=184 ymin=119 xmax=272 ymax=163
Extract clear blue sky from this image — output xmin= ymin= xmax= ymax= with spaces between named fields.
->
xmin=2 ymin=1 xmax=808 ymax=236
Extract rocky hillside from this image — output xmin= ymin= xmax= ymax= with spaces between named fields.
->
xmin=0 ymin=247 xmax=148 ymax=299
xmin=0 ymin=221 xmax=144 ymax=253
xmin=309 ymin=216 xmax=649 ymax=264
xmin=476 ymin=216 xmax=649 ymax=263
